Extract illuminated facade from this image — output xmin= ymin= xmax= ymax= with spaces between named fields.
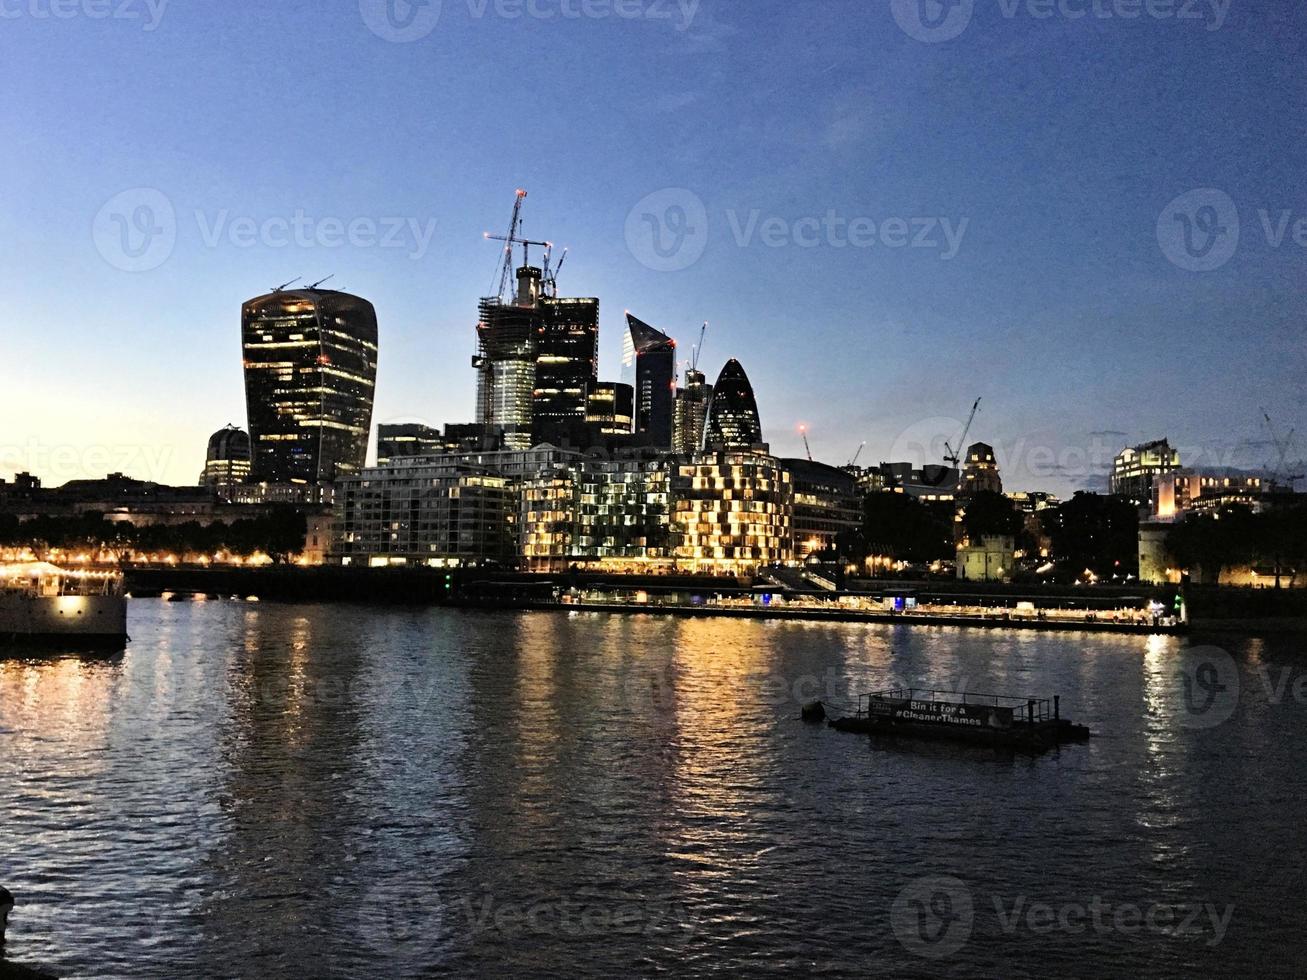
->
xmin=1111 ymin=439 xmax=1180 ymax=506
xmin=534 ymin=296 xmax=599 ymax=444
xmin=242 ymin=288 xmax=378 ymax=485
xmin=475 ymin=273 xmax=541 ymax=452
xmin=672 ymin=450 xmax=793 ymax=573
xmin=781 ymin=458 xmax=861 ymax=559
xmin=673 ymin=368 xmax=712 ymax=453
xmin=585 ymin=382 xmax=634 ymax=435
xmin=200 ymin=424 xmax=251 ymax=494
xmin=705 ymin=359 xmax=764 ymax=450
xmin=626 ymin=314 xmax=676 ymax=448
xmin=959 ymin=441 xmax=1002 ymax=495
xmin=521 ymin=458 xmax=674 ymax=571
xmin=376 ymin=423 xmax=447 ymax=465
xmin=333 ymin=460 xmax=519 ymax=566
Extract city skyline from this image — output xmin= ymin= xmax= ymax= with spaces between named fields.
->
xmin=2 ymin=2 xmax=1305 ymax=495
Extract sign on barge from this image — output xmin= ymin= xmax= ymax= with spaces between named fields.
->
xmin=827 ymin=688 xmax=1090 ymax=753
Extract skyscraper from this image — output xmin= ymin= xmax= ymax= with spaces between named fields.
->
xmin=242 ymin=287 xmax=378 ymax=485
xmin=534 ymin=295 xmax=599 ymax=444
xmin=704 ymin=359 xmax=764 ymax=450
xmin=673 ymin=368 xmax=713 ymax=453
xmin=626 ymin=313 xmax=675 ymax=449
xmin=475 ymin=267 xmax=542 ymax=451
xmin=199 ymin=424 xmax=251 ymax=491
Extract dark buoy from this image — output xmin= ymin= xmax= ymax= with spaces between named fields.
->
xmin=801 ymin=700 xmax=826 ymax=723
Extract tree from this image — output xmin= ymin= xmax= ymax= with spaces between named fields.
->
xmin=1041 ymin=492 xmax=1140 ymax=577
xmin=857 ymin=492 xmax=953 ymax=565
xmin=960 ymin=491 xmax=1023 ymax=542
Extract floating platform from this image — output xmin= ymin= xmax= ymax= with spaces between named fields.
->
xmin=824 ymin=689 xmax=1090 ymax=754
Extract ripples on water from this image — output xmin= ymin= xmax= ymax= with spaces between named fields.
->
xmin=1 ymin=601 xmax=1304 ymax=978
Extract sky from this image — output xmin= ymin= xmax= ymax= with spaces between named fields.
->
xmin=2 ymin=0 xmax=1304 ymax=497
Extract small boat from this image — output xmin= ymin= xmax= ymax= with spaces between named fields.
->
xmin=0 ymin=562 xmax=128 ymax=650
xmin=826 ymin=688 xmax=1089 ymax=754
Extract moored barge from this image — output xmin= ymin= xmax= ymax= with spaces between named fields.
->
xmin=0 ymin=562 xmax=128 ymax=649
xmin=826 ymin=688 xmax=1090 ymax=753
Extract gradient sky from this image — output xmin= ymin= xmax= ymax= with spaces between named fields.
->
xmin=2 ymin=0 xmax=1304 ymax=496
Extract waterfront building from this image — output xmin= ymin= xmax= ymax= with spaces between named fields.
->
xmin=199 ymin=424 xmax=251 ymax=496
xmin=671 ymin=450 xmax=793 ymax=574
xmin=956 ymin=534 xmax=1015 ymax=582
xmin=534 ymin=296 xmax=600 ymax=445
xmin=521 ymin=458 xmax=674 ymax=572
xmin=959 ymin=441 xmax=1002 ymax=496
xmin=704 ymin=359 xmax=764 ymax=451
xmin=584 ymin=382 xmax=634 ymax=436
xmin=376 ymin=423 xmax=446 ymax=466
xmin=1111 ymin=439 xmax=1180 ymax=506
xmin=780 ymin=458 xmax=861 ymax=559
xmin=673 ymin=368 xmax=712 ymax=453
xmin=242 ymin=287 xmax=378 ymax=485
xmin=626 ymin=314 xmax=676 ymax=448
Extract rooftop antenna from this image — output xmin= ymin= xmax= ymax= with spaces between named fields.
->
xmin=308 ymin=274 xmax=335 ymax=289
xmin=271 ymin=277 xmax=301 ymax=293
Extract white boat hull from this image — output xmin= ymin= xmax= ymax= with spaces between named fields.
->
xmin=0 ymin=594 xmax=128 ymax=647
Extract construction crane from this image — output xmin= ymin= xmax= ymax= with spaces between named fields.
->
xmin=847 ymin=441 xmax=866 ymax=467
xmin=308 ymin=274 xmax=334 ymax=289
xmin=486 ymin=189 xmax=528 ymax=302
xmin=944 ymin=397 xmax=982 ymax=469
xmin=800 ymin=425 xmax=813 ymax=462
xmin=691 ymin=322 xmax=708 ymax=372
xmin=271 ymin=277 xmax=301 ymax=293
xmin=1262 ymin=408 xmax=1303 ymax=491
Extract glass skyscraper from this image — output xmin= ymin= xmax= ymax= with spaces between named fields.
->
xmin=534 ymin=296 xmax=599 ymax=444
xmin=241 ymin=287 xmax=378 ymax=485
xmin=704 ymin=359 xmax=763 ymax=450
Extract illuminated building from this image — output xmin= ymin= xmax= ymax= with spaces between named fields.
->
xmin=475 ymin=268 xmax=543 ymax=452
xmin=673 ymin=368 xmax=712 ymax=453
xmin=672 ymin=450 xmax=793 ymax=573
xmin=534 ymin=296 xmax=599 ymax=444
xmin=332 ymin=446 xmax=584 ymax=566
xmin=1151 ymin=469 xmax=1266 ymax=519
xmin=376 ymin=423 xmax=446 ymax=465
xmin=956 ymin=534 xmax=1015 ymax=582
xmin=865 ymin=463 xmax=957 ymax=503
xmin=521 ymin=458 xmax=674 ymax=571
xmin=584 ymin=382 xmax=634 ymax=435
xmin=1111 ymin=439 xmax=1180 ymax=506
xmin=626 ymin=314 xmax=676 ymax=448
xmin=959 ymin=441 xmax=1002 ymax=495
xmin=704 ymin=359 xmax=764 ymax=450
xmin=780 ymin=458 xmax=861 ymax=559
xmin=199 ymin=424 xmax=251 ymax=495
xmin=242 ymin=287 xmax=378 ymax=485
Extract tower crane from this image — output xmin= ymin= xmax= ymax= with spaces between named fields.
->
xmin=1262 ymin=408 xmax=1303 ymax=491
xmin=944 ymin=398 xmax=982 ymax=469
xmin=691 ymin=322 xmax=707 ymax=372
xmin=848 ymin=442 xmax=866 ymax=467
xmin=800 ymin=425 xmax=813 ymax=462
xmin=486 ymin=189 xmax=528 ymax=302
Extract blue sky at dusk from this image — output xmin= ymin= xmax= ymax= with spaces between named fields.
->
xmin=2 ymin=0 xmax=1304 ymax=495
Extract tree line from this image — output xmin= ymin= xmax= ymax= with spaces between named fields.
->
xmin=0 ymin=510 xmax=309 ymax=564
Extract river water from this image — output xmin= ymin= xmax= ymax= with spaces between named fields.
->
xmin=1 ymin=600 xmax=1304 ymax=978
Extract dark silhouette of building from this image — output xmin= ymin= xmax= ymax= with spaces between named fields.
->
xmin=959 ymin=441 xmax=1002 ymax=495
xmin=705 ymin=359 xmax=763 ymax=450
xmin=242 ymin=287 xmax=378 ymax=484
xmin=534 ymin=296 xmax=599 ymax=444
xmin=626 ymin=313 xmax=676 ymax=448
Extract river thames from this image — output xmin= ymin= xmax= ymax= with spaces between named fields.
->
xmin=1 ymin=600 xmax=1304 ymax=978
